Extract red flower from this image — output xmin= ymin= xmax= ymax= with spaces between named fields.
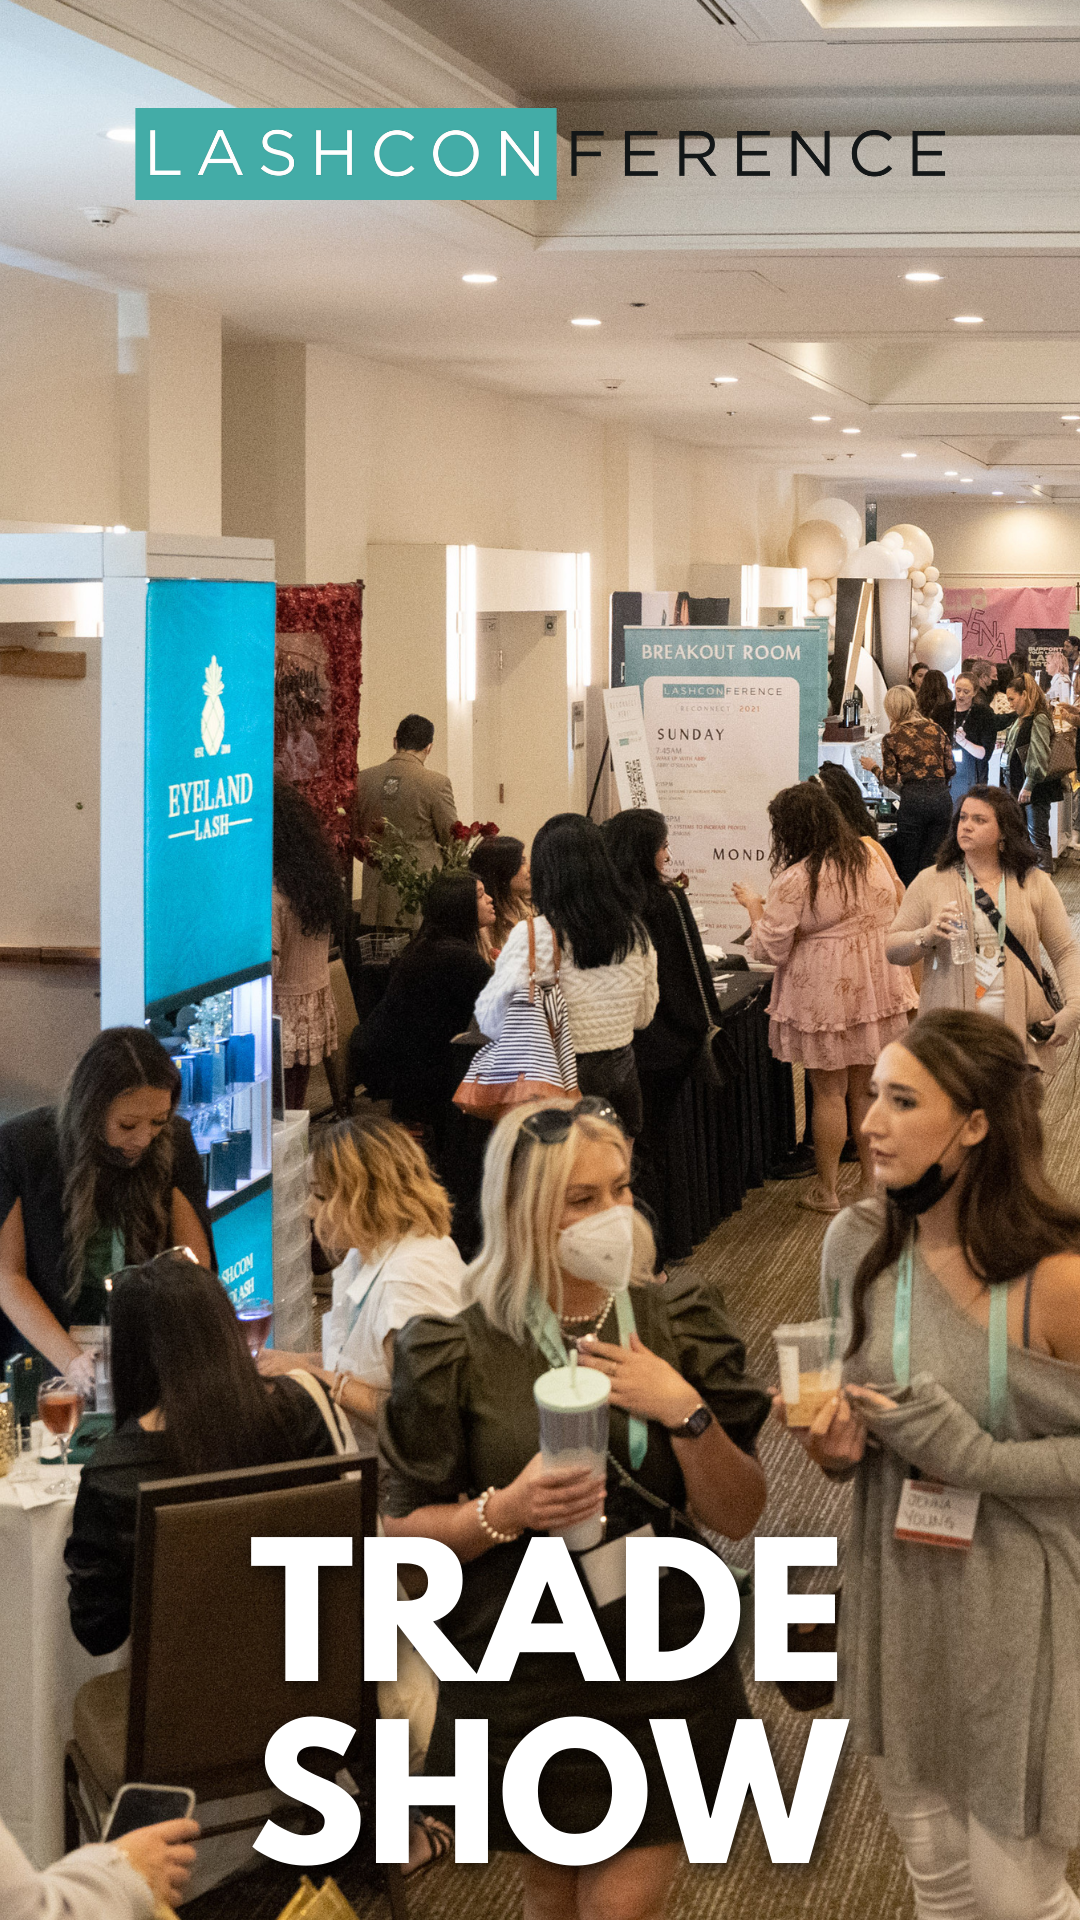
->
xmin=480 ymin=822 xmax=499 ymax=837
xmin=450 ymin=821 xmax=471 ymax=841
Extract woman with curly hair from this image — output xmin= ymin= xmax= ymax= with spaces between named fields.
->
xmin=733 ymin=782 xmax=917 ymax=1214
xmin=273 ymin=778 xmax=344 ymax=1109
xmin=0 ymin=1028 xmax=213 ymax=1380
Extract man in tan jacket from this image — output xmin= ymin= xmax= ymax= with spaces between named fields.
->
xmin=353 ymin=714 xmax=457 ymax=927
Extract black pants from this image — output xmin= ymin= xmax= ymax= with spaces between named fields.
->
xmin=576 ymin=1044 xmax=644 ymax=1137
xmin=892 ymin=781 xmax=954 ymax=886
xmin=1025 ymin=798 xmax=1053 ymax=873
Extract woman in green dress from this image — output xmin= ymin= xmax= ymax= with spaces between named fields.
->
xmin=380 ymin=1097 xmax=769 ymax=1920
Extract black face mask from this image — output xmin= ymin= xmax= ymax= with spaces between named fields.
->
xmin=886 ymin=1117 xmax=969 ymax=1217
xmin=885 ymin=1162 xmax=959 ymax=1217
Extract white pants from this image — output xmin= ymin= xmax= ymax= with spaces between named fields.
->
xmin=875 ymin=1768 xmax=1080 ymax=1920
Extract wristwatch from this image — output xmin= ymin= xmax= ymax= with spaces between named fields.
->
xmin=666 ymin=1402 xmax=713 ymax=1439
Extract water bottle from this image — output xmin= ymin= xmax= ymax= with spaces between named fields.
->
xmin=948 ymin=910 xmax=975 ymax=966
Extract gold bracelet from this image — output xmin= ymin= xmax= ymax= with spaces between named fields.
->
xmin=475 ymin=1485 xmax=521 ymax=1545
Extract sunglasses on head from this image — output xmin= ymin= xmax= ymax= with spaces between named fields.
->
xmin=517 ymin=1097 xmax=623 ymax=1147
xmin=106 ymin=1245 xmax=201 ymax=1285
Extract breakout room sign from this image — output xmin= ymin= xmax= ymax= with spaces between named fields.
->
xmin=135 ymin=108 xmax=557 ymax=200
xmin=622 ymin=625 xmax=828 ymax=943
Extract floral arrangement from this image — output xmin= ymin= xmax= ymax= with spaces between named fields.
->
xmin=358 ymin=817 xmax=499 ymax=921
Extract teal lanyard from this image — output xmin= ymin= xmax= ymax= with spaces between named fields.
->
xmin=964 ymin=867 xmax=1006 ymax=960
xmin=526 ymin=1288 xmax=648 ymax=1469
xmin=893 ymin=1235 xmax=1009 ymax=1439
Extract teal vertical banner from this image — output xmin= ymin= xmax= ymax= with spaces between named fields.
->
xmin=136 ymin=108 xmax=558 ymax=201
xmin=143 ymin=578 xmax=276 ymax=1009
xmin=215 ymin=1185 xmax=274 ymax=1313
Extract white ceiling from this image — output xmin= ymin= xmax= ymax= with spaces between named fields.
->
xmin=5 ymin=0 xmax=1080 ymax=502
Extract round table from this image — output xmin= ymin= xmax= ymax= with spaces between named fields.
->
xmin=0 ymin=1461 xmax=124 ymax=1867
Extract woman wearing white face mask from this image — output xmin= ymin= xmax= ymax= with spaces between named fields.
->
xmin=381 ymin=1097 xmax=768 ymax=1920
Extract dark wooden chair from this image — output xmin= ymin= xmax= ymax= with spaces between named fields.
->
xmin=64 ymin=1453 xmax=404 ymax=1916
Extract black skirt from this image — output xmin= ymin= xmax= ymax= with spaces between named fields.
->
xmin=422 ymin=1561 xmax=749 ymax=1852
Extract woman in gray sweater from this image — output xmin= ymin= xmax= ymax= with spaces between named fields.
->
xmin=795 ymin=1011 xmax=1080 ymax=1920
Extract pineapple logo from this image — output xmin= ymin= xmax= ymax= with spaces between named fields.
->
xmin=200 ymin=656 xmax=225 ymax=756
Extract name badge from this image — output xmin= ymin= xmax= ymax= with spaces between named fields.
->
xmin=579 ymin=1522 xmax=660 ymax=1607
xmin=895 ymin=1477 xmax=981 ymax=1549
xmin=974 ymin=953 xmax=1001 ymax=992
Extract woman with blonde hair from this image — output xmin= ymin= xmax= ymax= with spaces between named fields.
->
xmin=259 ymin=1115 xmax=465 ymax=1442
xmin=862 ymin=681 xmax=955 ymax=885
xmin=1004 ymin=673 xmax=1060 ymax=873
xmin=381 ymin=1096 xmax=769 ymax=1920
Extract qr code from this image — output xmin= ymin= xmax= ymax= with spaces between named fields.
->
xmin=626 ymin=758 xmax=647 ymax=806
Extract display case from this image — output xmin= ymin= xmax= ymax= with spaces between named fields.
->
xmin=154 ymin=975 xmax=272 ymax=1207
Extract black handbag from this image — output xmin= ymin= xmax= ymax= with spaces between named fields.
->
xmin=673 ymin=891 xmax=742 ymax=1093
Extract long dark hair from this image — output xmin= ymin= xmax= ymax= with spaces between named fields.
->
xmin=57 ymin=1029 xmax=180 ymax=1302
xmin=768 ymin=782 xmax=869 ymax=910
xmin=273 ymin=778 xmax=342 ymax=937
xmin=916 ymin=669 xmax=950 ymax=720
xmin=848 ymin=1010 xmax=1080 ymax=1355
xmin=110 ymin=1253 xmax=303 ymax=1476
xmin=469 ymin=835 xmax=526 ymax=944
xmin=815 ymin=763 xmax=879 ymax=844
xmin=414 ymin=871 xmax=483 ymax=950
xmin=935 ymin=786 xmax=1038 ymax=882
xmin=602 ymin=808 xmax=669 ymax=911
xmin=531 ymin=814 xmax=647 ymax=969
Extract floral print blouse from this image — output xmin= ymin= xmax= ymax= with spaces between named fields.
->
xmin=881 ymin=714 xmax=955 ymax=788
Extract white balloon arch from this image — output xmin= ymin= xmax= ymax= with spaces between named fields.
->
xmin=792 ymin=497 xmax=943 ymax=682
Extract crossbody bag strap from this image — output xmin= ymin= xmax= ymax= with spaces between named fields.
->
xmin=673 ymin=887 xmax=717 ymax=1032
xmin=288 ymin=1368 xmax=355 ymax=1456
xmin=973 ymin=885 xmax=1043 ymax=991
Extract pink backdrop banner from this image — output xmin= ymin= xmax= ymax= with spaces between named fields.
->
xmin=941 ymin=586 xmax=1073 ymax=663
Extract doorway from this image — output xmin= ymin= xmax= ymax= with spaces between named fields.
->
xmin=473 ymin=611 xmax=570 ymax=847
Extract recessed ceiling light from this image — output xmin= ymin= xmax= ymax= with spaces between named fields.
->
xmin=960 ymin=476 xmax=974 ymax=483
xmin=901 ymin=451 xmax=917 ymax=459
xmin=905 ymin=270 xmax=942 ymax=283
xmin=842 ymin=427 xmax=861 ymax=435
xmin=1062 ymin=414 xmax=1080 ymax=421
xmin=571 ymin=316 xmax=602 ymax=327
xmin=712 ymin=376 xmax=738 ymax=385
xmin=953 ymin=315 xmax=984 ymax=325
xmin=462 ymin=272 xmax=497 ymax=284
xmin=811 ymin=414 xmax=831 ymax=422
xmin=944 ymin=470 xmax=958 ymax=477
xmin=106 ymin=127 xmax=135 ymax=142
xmin=992 ymin=490 xmax=1003 ymax=496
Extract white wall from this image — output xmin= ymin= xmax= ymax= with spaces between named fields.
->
xmin=873 ymin=494 xmax=1080 ymax=584
xmin=0 ymin=265 xmax=119 ymax=525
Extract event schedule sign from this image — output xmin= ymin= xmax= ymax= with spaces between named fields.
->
xmin=622 ymin=624 xmax=828 ymax=942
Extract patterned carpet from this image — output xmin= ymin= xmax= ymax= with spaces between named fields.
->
xmin=187 ymin=861 xmax=1080 ymax=1919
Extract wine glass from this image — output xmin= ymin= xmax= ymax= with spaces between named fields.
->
xmin=236 ymin=1304 xmax=273 ymax=1360
xmin=37 ymin=1376 xmax=85 ymax=1494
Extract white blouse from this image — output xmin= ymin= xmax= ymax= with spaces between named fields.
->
xmin=473 ymin=914 xmax=659 ymax=1055
xmin=321 ymin=1235 xmax=466 ymax=1388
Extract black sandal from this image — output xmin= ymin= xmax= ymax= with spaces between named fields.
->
xmin=401 ymin=1816 xmax=454 ymax=1880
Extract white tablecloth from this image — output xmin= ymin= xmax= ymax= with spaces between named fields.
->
xmin=0 ymin=1462 xmax=124 ymax=1868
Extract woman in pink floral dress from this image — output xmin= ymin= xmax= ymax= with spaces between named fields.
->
xmin=273 ymin=779 xmax=342 ymax=1111
xmin=733 ymin=782 xmax=917 ymax=1214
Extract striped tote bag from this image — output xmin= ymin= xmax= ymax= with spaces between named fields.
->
xmin=454 ymin=916 xmax=579 ymax=1119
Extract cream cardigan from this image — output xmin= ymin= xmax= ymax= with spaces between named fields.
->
xmin=886 ymin=863 xmax=1080 ymax=1072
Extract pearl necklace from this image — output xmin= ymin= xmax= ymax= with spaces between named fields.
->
xmin=558 ymin=1291 xmax=614 ymax=1340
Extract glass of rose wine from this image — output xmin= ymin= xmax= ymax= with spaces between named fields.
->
xmin=38 ymin=1376 xmax=85 ymax=1494
xmin=237 ymin=1304 xmax=273 ymax=1360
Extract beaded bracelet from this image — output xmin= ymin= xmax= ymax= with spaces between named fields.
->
xmin=475 ymin=1485 xmax=521 ymax=1544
